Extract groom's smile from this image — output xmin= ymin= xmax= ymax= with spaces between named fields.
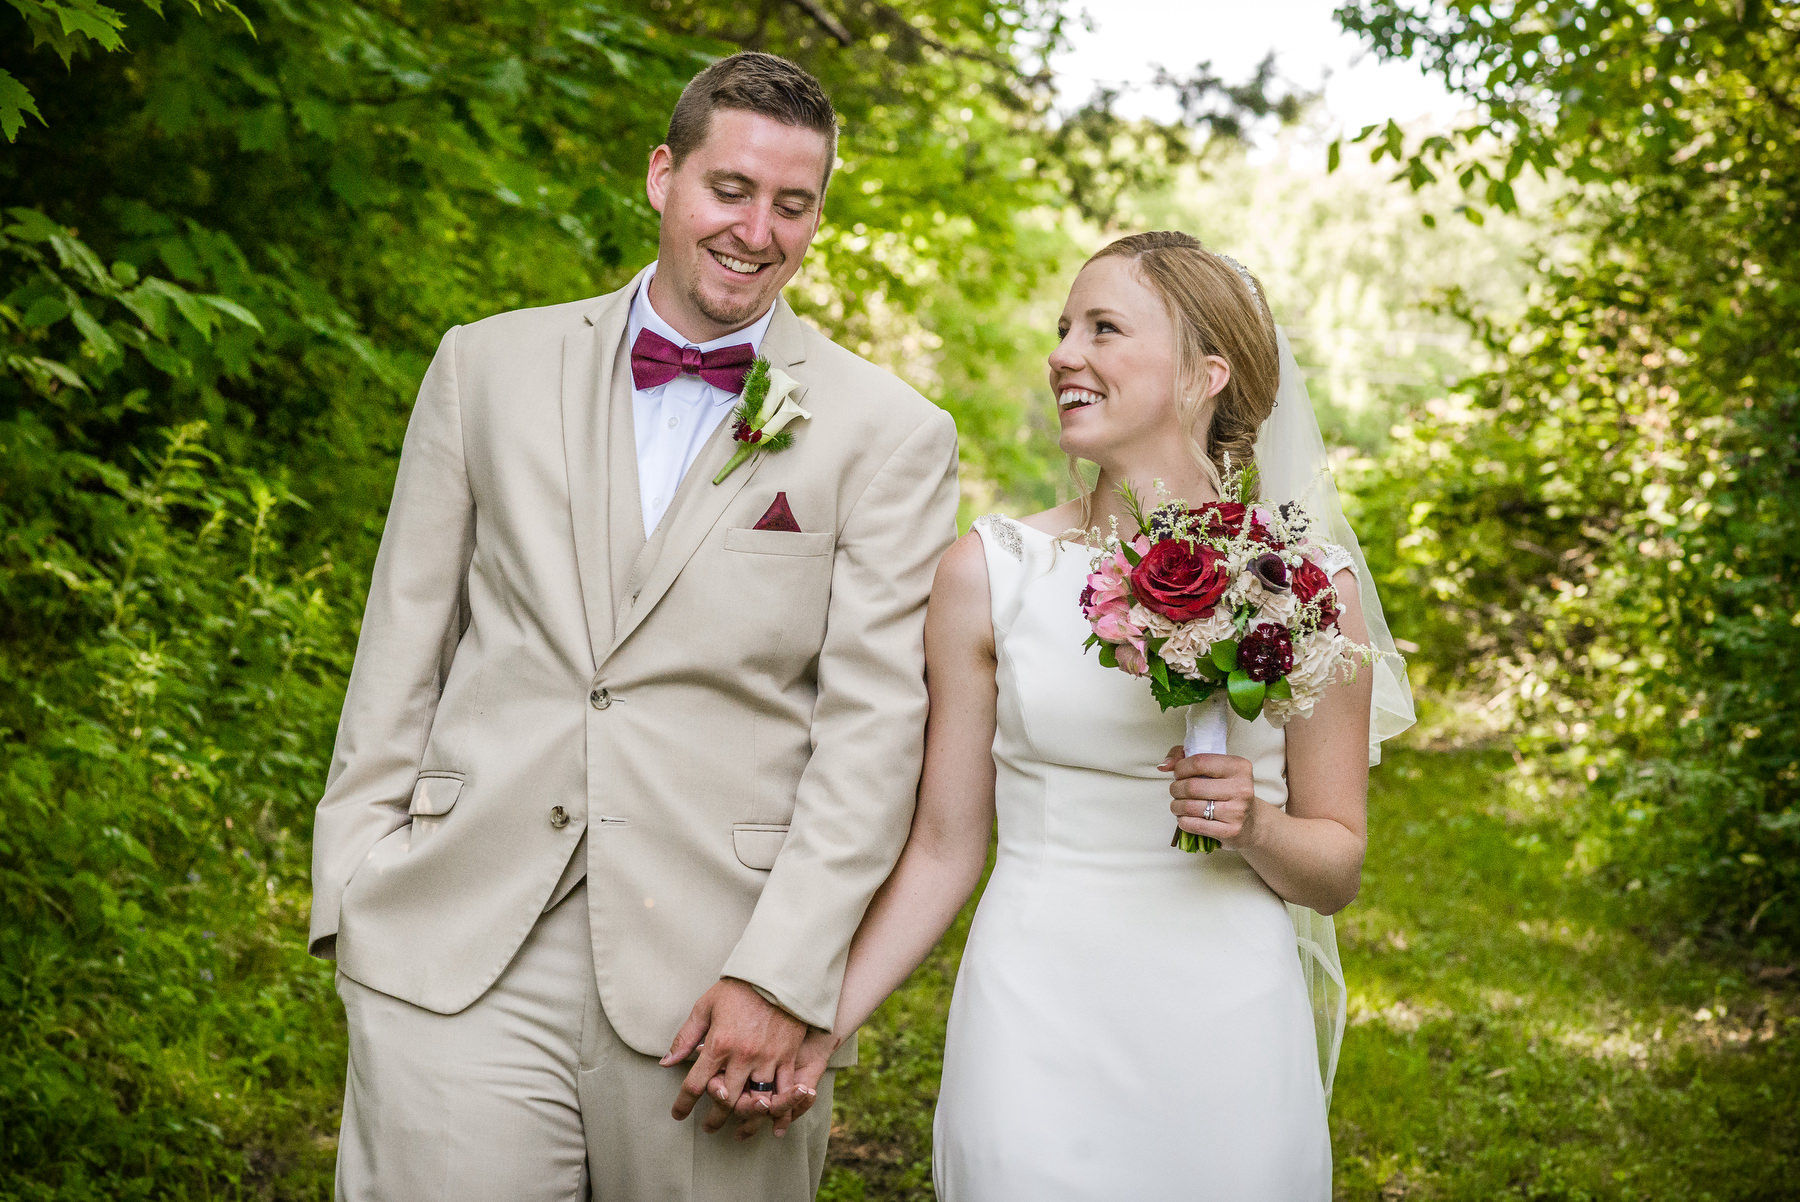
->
xmin=647 ymin=108 xmax=833 ymax=344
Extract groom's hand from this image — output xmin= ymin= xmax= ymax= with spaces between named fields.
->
xmin=663 ymin=978 xmax=807 ymax=1133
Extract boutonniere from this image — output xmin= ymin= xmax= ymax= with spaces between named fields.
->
xmin=713 ymin=358 xmax=810 ymax=484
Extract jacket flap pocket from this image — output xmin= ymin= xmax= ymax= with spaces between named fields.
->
xmin=409 ymin=773 xmax=464 ymax=817
xmin=731 ymin=823 xmax=790 ymax=870
xmin=723 ymin=528 xmax=833 ymax=557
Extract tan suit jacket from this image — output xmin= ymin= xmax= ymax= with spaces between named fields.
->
xmin=308 ymin=266 xmax=959 ymax=1060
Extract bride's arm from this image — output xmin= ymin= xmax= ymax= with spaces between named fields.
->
xmin=762 ymin=532 xmax=999 ymax=1138
xmin=827 ymin=531 xmax=999 ymax=1042
xmin=1166 ymin=569 xmax=1374 ymax=914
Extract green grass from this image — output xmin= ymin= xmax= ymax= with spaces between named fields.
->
xmin=822 ymin=748 xmax=1800 ymax=1200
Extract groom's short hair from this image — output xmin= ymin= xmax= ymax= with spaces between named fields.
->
xmin=666 ymin=52 xmax=839 ymax=191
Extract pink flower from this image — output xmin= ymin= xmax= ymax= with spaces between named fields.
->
xmin=1116 ymin=641 xmax=1150 ymax=676
xmin=1092 ymin=600 xmax=1144 ymax=646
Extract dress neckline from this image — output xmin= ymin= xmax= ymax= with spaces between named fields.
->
xmin=996 ymin=514 xmax=1082 ymax=545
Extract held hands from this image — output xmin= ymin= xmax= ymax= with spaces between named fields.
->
xmin=1159 ymin=746 xmax=1264 ymax=850
xmin=732 ymin=1027 xmax=836 ymax=1142
xmin=662 ymin=978 xmax=811 ymax=1139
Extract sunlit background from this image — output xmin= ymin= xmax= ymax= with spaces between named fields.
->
xmin=3 ymin=1 xmax=1794 ymax=1197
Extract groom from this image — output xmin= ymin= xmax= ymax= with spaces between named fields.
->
xmin=307 ymin=51 xmax=960 ymax=1200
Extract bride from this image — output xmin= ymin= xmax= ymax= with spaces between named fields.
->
xmin=773 ymin=230 xmax=1411 ymax=1197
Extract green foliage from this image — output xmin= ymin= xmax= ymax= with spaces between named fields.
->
xmin=1337 ymin=1 xmax=1800 ymax=950
xmin=0 ymin=422 xmax=347 ymax=1196
xmin=1 ymin=1 xmax=251 ymax=139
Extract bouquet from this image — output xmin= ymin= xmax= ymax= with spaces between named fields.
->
xmin=1080 ymin=467 xmax=1373 ymax=852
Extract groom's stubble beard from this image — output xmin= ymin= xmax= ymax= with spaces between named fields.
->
xmin=689 ymin=255 xmax=789 ymax=331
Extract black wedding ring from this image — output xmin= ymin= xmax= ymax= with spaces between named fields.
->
xmin=746 ymin=1079 xmax=777 ymax=1092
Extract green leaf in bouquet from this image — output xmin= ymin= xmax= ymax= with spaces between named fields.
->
xmin=1153 ymin=674 xmax=1216 ymax=711
xmin=1268 ymin=675 xmax=1293 ymax=699
xmin=1210 ymin=639 xmax=1239 ymax=672
xmin=1083 ymin=633 xmax=1100 ymax=650
xmin=1227 ymin=669 xmax=1266 ymax=720
xmin=1121 ymin=541 xmax=1143 ymax=567
xmin=1148 ymin=654 xmax=1171 ymax=692
xmin=1097 ymin=642 xmax=1119 ymax=669
xmin=1232 ymin=605 xmax=1253 ymax=637
xmin=1191 ymin=654 xmax=1224 ymax=681
xmin=1115 ymin=478 xmax=1153 ymax=536
xmin=1236 ymin=463 xmax=1260 ymax=504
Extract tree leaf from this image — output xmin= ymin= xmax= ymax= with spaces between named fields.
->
xmin=69 ymin=304 xmax=121 ymax=358
xmin=0 ymin=68 xmax=44 ymax=142
xmin=21 ymin=294 xmax=70 ymax=328
xmin=201 ymin=294 xmax=263 ymax=331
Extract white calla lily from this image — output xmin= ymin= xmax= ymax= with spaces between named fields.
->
xmin=759 ymin=390 xmax=811 ymax=439
xmin=712 ymin=360 xmax=813 ymax=484
xmin=752 ymin=367 xmax=804 ymax=426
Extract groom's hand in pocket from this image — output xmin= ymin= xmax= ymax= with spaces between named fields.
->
xmin=663 ymin=978 xmax=807 ymax=1134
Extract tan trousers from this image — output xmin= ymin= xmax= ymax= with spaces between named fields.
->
xmin=333 ymin=883 xmax=836 ymax=1201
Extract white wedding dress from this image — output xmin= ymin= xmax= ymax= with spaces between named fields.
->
xmin=931 ymin=515 xmax=1333 ymax=1201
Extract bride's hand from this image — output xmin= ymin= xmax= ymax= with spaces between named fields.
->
xmin=1161 ymin=746 xmax=1264 ymax=850
xmin=731 ymin=1026 xmax=838 ymax=1142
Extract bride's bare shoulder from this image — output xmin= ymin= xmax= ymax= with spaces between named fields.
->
xmin=1013 ymin=499 xmax=1086 ymax=539
xmin=927 ymin=531 xmax=997 ymax=655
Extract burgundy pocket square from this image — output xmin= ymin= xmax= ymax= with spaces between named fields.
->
xmin=752 ymin=492 xmax=803 ymax=533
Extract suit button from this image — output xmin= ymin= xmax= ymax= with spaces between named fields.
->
xmin=589 ymin=688 xmax=611 ymax=710
xmin=549 ymin=805 xmax=570 ymax=829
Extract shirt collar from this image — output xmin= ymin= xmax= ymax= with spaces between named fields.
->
xmin=627 ymin=262 xmax=776 ymax=362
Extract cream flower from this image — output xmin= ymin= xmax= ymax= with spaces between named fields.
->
xmin=1287 ymin=630 xmax=1353 ymax=698
xmin=754 ymin=367 xmax=810 ymax=435
xmin=1133 ymin=605 xmax=1179 ymax=638
xmin=1247 ymin=580 xmax=1298 ymax=625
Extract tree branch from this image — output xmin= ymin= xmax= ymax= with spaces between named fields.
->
xmin=786 ymin=0 xmax=852 ymax=46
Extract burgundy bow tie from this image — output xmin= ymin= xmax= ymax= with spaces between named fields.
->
xmin=629 ymin=328 xmax=756 ymax=394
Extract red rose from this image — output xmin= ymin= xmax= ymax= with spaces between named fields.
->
xmin=1199 ymin=501 xmax=1248 ymax=540
xmin=1129 ymin=539 xmax=1230 ymax=621
xmin=1292 ymin=560 xmax=1340 ymax=628
xmin=1238 ymin=623 xmax=1296 ymax=684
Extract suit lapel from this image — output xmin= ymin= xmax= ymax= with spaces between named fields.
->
xmin=605 ymin=346 xmax=645 ymax=621
xmin=561 ymin=269 xmax=646 ymax=671
xmin=605 ymin=299 xmax=811 ymax=660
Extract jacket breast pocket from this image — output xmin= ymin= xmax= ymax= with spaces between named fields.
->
xmin=408 ymin=771 xmax=464 ymax=848
xmin=722 ymin=528 xmax=833 ymax=557
xmin=716 ymin=529 xmax=833 ymax=666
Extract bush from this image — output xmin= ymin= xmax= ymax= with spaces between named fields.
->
xmin=0 ymin=422 xmax=351 ymax=1197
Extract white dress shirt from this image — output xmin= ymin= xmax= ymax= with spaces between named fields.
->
xmin=626 ymin=265 xmax=775 ymax=538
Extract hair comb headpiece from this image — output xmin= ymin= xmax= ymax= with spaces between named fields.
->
xmin=1216 ymin=253 xmax=1260 ymax=301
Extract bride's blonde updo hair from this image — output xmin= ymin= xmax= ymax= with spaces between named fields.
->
xmin=1076 ymin=230 xmax=1280 ymax=507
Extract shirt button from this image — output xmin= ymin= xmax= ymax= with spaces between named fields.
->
xmin=668 ymin=416 xmax=679 ymax=429
xmin=589 ymin=688 xmax=612 ymax=710
xmin=549 ymin=805 xmax=569 ymax=829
